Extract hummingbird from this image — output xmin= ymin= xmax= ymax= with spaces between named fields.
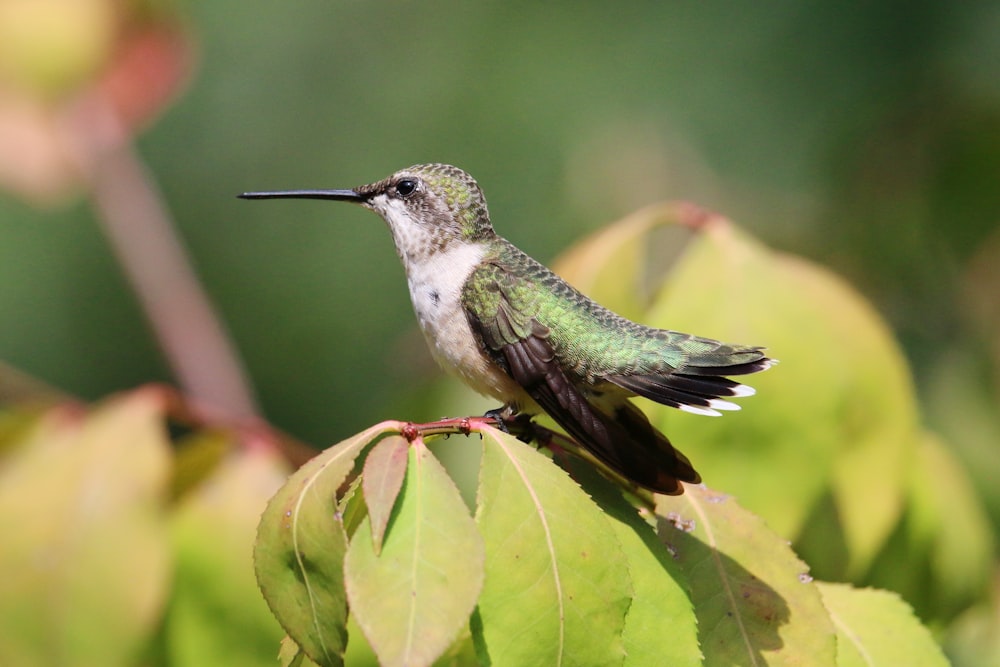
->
xmin=240 ymin=164 xmax=773 ymax=495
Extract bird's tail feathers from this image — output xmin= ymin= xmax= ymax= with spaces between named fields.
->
xmin=543 ymin=390 xmax=701 ymax=495
xmin=609 ymin=347 xmax=775 ymax=416
xmin=610 ymin=400 xmax=701 ymax=492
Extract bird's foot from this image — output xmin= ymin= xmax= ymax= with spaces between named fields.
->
xmin=483 ymin=405 xmax=540 ymax=445
xmin=483 ymin=404 xmax=516 ymax=430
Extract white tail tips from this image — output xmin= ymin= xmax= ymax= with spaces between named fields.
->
xmin=679 ymin=397 xmax=745 ymax=417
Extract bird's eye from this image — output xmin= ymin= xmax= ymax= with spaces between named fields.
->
xmin=395 ymin=179 xmax=417 ymax=198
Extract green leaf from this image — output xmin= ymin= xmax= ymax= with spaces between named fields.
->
xmin=167 ymin=447 xmax=289 ymax=667
xmin=0 ymin=391 xmax=172 ymax=667
xmin=254 ymin=422 xmax=396 ymax=667
xmin=362 ymin=434 xmax=409 ymax=554
xmin=572 ymin=465 xmax=702 ymax=666
xmin=345 ymin=439 xmax=484 ymax=667
xmin=657 ymin=485 xmax=836 ymax=666
xmin=785 ymin=257 xmax=916 ymax=579
xmin=817 ymin=583 xmax=948 ymax=667
xmin=473 ymin=426 xmax=632 ymax=666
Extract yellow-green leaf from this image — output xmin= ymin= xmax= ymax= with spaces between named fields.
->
xmin=572 ymin=464 xmax=702 ymax=666
xmin=345 ymin=440 xmax=484 ymax=667
xmin=944 ymin=596 xmax=1000 ymax=667
xmin=552 ymin=204 xmax=674 ymax=320
xmin=817 ymin=583 xmax=948 ymax=667
xmin=0 ymin=391 xmax=172 ymax=667
xmin=168 ymin=447 xmax=289 ymax=667
xmin=657 ymin=485 xmax=836 ymax=666
xmin=254 ymin=422 xmax=396 ymax=667
xmin=863 ymin=431 xmax=994 ymax=621
xmin=910 ymin=433 xmax=994 ymax=615
xmin=650 ymin=222 xmax=915 ymax=574
xmin=555 ymin=209 xmax=919 ymax=576
xmin=473 ymin=426 xmax=632 ymax=666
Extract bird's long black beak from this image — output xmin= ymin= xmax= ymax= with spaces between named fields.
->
xmin=237 ymin=189 xmax=365 ymax=202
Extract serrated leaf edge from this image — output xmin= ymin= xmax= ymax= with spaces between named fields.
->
xmin=286 ymin=422 xmax=398 ymax=666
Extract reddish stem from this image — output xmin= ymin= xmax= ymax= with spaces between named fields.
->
xmin=72 ymin=94 xmax=261 ymax=425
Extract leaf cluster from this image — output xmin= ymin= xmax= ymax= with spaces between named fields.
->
xmin=254 ymin=417 xmax=948 ymax=667
xmin=0 ymin=390 xmax=289 ymax=667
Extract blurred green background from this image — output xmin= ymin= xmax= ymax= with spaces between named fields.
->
xmin=3 ymin=1 xmax=999 ymax=447
xmin=1 ymin=1 xmax=999 ymax=660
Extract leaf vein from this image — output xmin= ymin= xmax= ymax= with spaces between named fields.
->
xmin=688 ymin=492 xmax=759 ymax=667
xmin=493 ymin=436 xmax=566 ymax=665
xmin=404 ymin=442 xmax=425 ymax=662
xmin=827 ymin=606 xmax=875 ymax=666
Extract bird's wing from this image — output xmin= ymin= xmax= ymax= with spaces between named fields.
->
xmin=461 ymin=260 xmax=618 ymax=460
xmin=461 ymin=259 xmax=697 ymax=493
